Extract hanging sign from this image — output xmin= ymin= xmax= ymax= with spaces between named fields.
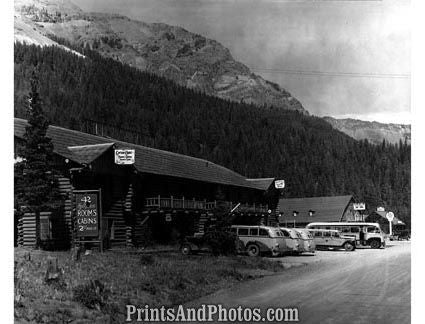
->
xmin=353 ymin=203 xmax=366 ymax=211
xmin=274 ymin=180 xmax=285 ymax=189
xmin=75 ymin=191 xmax=100 ymax=237
xmin=115 ymin=149 xmax=135 ymax=165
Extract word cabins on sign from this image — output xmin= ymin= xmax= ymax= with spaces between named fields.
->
xmin=75 ymin=192 xmax=99 ymax=237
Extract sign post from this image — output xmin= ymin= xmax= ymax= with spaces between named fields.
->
xmin=74 ymin=189 xmax=103 ymax=252
xmin=386 ymin=212 xmax=394 ymax=236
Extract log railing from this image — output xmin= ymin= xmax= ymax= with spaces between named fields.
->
xmin=145 ymin=196 xmax=268 ymax=213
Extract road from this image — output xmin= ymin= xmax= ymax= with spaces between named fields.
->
xmin=190 ymin=241 xmax=410 ymax=323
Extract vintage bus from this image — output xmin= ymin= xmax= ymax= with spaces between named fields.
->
xmin=306 ymin=222 xmax=386 ymax=249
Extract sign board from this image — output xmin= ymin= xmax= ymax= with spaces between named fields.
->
xmin=274 ymin=180 xmax=285 ymax=189
xmin=377 ymin=206 xmax=385 ymax=212
xmin=114 ymin=149 xmax=135 ymax=165
xmin=386 ymin=212 xmax=395 ymax=222
xmin=353 ymin=203 xmax=366 ymax=211
xmin=75 ymin=191 xmax=100 ymax=237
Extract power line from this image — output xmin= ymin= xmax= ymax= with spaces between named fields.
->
xmin=250 ymin=68 xmax=410 ymax=79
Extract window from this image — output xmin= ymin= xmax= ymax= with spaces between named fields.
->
xmin=238 ymin=228 xmax=249 ymax=236
xmin=333 ymin=232 xmax=340 ymax=238
xmin=314 ymin=231 xmax=322 ymax=237
xmin=367 ymin=226 xmax=379 ymax=233
xmin=40 ymin=217 xmax=52 ymax=240
xmin=259 ymin=228 xmax=269 ymax=237
xmin=325 ymin=226 xmax=331 ymax=230
xmin=323 ymin=231 xmax=331 ymax=237
xmin=341 ymin=227 xmax=350 ymax=233
xmin=350 ymin=227 xmax=360 ymax=233
xmin=281 ymin=230 xmax=290 ymax=237
xmin=249 ymin=228 xmax=259 ymax=236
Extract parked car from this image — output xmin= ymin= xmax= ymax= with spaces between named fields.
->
xmin=294 ymin=228 xmax=316 ymax=254
xmin=230 ymin=225 xmax=287 ymax=257
xmin=278 ymin=227 xmax=302 ymax=254
xmin=308 ymin=229 xmax=356 ymax=251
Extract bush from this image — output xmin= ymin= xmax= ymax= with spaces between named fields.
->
xmin=204 ymin=230 xmax=237 ymax=256
xmin=72 ymin=280 xmax=109 ymax=310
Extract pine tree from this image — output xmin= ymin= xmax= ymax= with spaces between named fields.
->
xmin=15 ymin=70 xmax=62 ymax=248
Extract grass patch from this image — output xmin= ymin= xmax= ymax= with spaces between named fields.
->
xmin=14 ymin=247 xmax=285 ymax=323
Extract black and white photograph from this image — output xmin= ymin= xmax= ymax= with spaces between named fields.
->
xmin=5 ymin=0 xmax=419 ymax=323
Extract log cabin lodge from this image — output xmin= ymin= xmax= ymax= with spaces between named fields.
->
xmin=14 ymin=118 xmax=282 ymax=249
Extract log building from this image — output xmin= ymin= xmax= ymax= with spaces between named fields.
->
xmin=14 ymin=118 xmax=282 ymax=249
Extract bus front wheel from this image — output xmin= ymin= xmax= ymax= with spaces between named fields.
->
xmin=246 ymin=244 xmax=260 ymax=257
xmin=369 ymin=240 xmax=381 ymax=249
xmin=343 ymin=242 xmax=355 ymax=251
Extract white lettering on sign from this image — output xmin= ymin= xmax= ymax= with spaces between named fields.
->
xmin=115 ymin=149 xmax=135 ymax=165
xmin=274 ymin=180 xmax=285 ymax=189
xmin=353 ymin=203 xmax=366 ymax=211
xmin=377 ymin=206 xmax=385 ymax=212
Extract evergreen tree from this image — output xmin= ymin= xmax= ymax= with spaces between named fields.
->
xmin=14 ymin=70 xmax=62 ymax=248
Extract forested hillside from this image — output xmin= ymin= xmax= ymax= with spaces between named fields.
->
xmin=14 ymin=43 xmax=411 ymax=225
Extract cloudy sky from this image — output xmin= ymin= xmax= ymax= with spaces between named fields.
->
xmin=74 ymin=0 xmax=410 ymax=124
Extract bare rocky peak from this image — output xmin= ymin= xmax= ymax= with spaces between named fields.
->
xmin=14 ymin=0 xmax=306 ymax=113
xmin=324 ymin=117 xmax=411 ymax=145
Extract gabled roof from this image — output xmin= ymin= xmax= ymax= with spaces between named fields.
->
xmin=246 ymin=178 xmax=275 ymax=191
xmin=68 ymin=143 xmax=115 ymax=164
xmin=14 ymin=118 xmax=269 ymax=191
xmin=278 ymin=195 xmax=354 ymax=223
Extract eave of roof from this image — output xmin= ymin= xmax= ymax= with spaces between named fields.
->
xmin=68 ymin=143 xmax=115 ymax=164
xmin=246 ymin=178 xmax=275 ymax=191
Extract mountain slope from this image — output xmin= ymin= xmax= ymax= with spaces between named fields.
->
xmin=14 ymin=43 xmax=411 ymax=224
xmin=323 ymin=117 xmax=411 ymax=145
xmin=14 ymin=0 xmax=305 ymax=113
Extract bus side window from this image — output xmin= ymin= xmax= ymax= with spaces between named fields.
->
xmin=314 ymin=231 xmax=322 ymax=237
xmin=238 ymin=228 xmax=249 ymax=236
xmin=259 ymin=228 xmax=269 ymax=237
xmin=281 ymin=230 xmax=290 ymax=237
xmin=249 ymin=228 xmax=259 ymax=236
xmin=341 ymin=227 xmax=350 ymax=233
xmin=323 ymin=231 xmax=331 ymax=237
xmin=350 ymin=227 xmax=360 ymax=233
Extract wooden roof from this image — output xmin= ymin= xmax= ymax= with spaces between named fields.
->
xmin=14 ymin=118 xmax=268 ymax=190
xmin=67 ymin=143 xmax=115 ymax=164
xmin=246 ymin=178 xmax=275 ymax=191
xmin=278 ymin=195 xmax=354 ymax=223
